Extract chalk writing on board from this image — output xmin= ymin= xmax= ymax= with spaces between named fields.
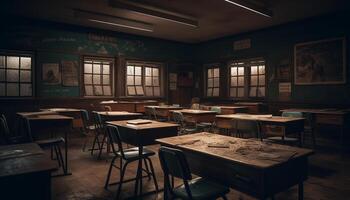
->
xmin=42 ymin=63 xmax=61 ymax=85
xmin=62 ymin=61 xmax=79 ymax=86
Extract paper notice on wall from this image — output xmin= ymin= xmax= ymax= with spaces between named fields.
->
xmin=279 ymin=82 xmax=291 ymax=101
xmin=61 ymin=61 xmax=79 ymax=86
xmin=42 ymin=63 xmax=61 ymax=85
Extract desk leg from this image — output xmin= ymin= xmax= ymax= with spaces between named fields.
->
xmin=134 ymin=146 xmax=143 ymax=198
xmin=298 ymin=182 xmax=304 ymax=200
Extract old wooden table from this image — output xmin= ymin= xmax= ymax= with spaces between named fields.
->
xmin=157 ymin=132 xmax=314 ymax=200
xmin=234 ymin=102 xmax=267 ymax=114
xmin=40 ymin=108 xmax=83 ymax=128
xmin=106 ymin=120 xmax=179 ymax=198
xmin=100 ymin=100 xmax=158 ymax=113
xmin=206 ymin=105 xmax=248 ymax=114
xmin=172 ymin=109 xmax=218 ymax=123
xmin=17 ymin=113 xmax=73 ymax=175
xmin=0 ymin=143 xmax=57 ymax=200
xmin=96 ymin=111 xmax=143 ymax=122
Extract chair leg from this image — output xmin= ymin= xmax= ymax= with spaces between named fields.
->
xmin=116 ymin=161 xmax=129 ymax=200
xmin=146 ymin=158 xmax=159 ymax=192
xmin=91 ymin=132 xmax=101 ymax=155
xmin=53 ymin=145 xmax=61 ymax=167
xmin=104 ymin=155 xmax=118 ymax=189
xmin=143 ymin=158 xmax=151 ymax=180
xmin=55 ymin=144 xmax=65 ymax=173
xmin=98 ymin=133 xmax=107 ymax=159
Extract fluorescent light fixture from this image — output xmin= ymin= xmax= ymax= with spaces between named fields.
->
xmin=225 ymin=0 xmax=272 ymax=18
xmin=74 ymin=9 xmax=154 ymax=32
xmin=110 ymin=0 xmax=199 ymax=28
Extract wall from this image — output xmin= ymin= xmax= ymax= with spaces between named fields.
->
xmin=194 ymin=12 xmax=350 ymax=109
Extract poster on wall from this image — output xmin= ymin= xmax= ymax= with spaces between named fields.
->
xmin=276 ymin=59 xmax=291 ymax=81
xmin=42 ymin=63 xmax=61 ymax=85
xmin=61 ymin=60 xmax=79 ymax=86
xmin=278 ymin=82 xmax=292 ymax=101
xmin=294 ymin=37 xmax=346 ymax=85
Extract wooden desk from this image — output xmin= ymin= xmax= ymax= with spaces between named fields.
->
xmin=96 ymin=111 xmax=143 ymax=122
xmin=41 ymin=108 xmax=83 ymax=128
xmin=216 ymin=114 xmax=305 ymax=137
xmin=157 ymin=132 xmax=314 ymax=200
xmin=172 ymin=109 xmax=217 ymax=123
xmin=17 ymin=113 xmax=73 ymax=175
xmin=107 ymin=120 xmax=178 ymax=198
xmin=100 ymin=100 xmax=158 ymax=112
xmin=145 ymin=106 xmax=183 ymax=120
xmin=0 ymin=143 xmax=57 ymax=200
xmin=208 ymin=105 xmax=248 ymax=114
xmin=234 ymin=102 xmax=267 ymax=114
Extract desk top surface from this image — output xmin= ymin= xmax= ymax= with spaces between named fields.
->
xmin=0 ymin=143 xmax=57 ymax=177
xmin=96 ymin=111 xmax=142 ymax=117
xmin=100 ymin=100 xmax=157 ymax=104
xmin=216 ymin=114 xmax=304 ymax=123
xmin=157 ymin=132 xmax=313 ymax=169
xmin=145 ymin=105 xmax=183 ymax=110
xmin=280 ymin=108 xmax=350 ymax=115
xmin=107 ymin=120 xmax=179 ymax=130
xmin=24 ymin=114 xmax=73 ymax=121
xmin=41 ymin=108 xmax=82 ymax=112
xmin=172 ymin=109 xmax=217 ymax=115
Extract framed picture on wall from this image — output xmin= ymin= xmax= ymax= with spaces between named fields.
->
xmin=294 ymin=37 xmax=346 ymax=85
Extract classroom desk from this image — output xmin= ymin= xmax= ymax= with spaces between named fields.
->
xmin=17 ymin=113 xmax=73 ymax=175
xmin=207 ymin=105 xmax=248 ymax=114
xmin=145 ymin=105 xmax=183 ymax=120
xmin=41 ymin=108 xmax=83 ymax=129
xmin=171 ymin=109 xmax=218 ymax=123
xmin=0 ymin=143 xmax=57 ymax=200
xmin=106 ymin=120 xmax=179 ymax=198
xmin=157 ymin=132 xmax=314 ymax=200
xmin=234 ymin=102 xmax=267 ymax=114
xmin=216 ymin=114 xmax=305 ymax=138
xmin=96 ymin=111 xmax=143 ymax=122
xmin=100 ymin=100 xmax=158 ymax=112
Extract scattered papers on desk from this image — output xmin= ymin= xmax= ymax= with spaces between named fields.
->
xmin=126 ymin=119 xmax=152 ymax=125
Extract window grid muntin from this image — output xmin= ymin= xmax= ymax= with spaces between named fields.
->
xmin=206 ymin=66 xmax=220 ymax=97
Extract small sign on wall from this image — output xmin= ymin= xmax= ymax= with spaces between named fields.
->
xmin=234 ymin=39 xmax=251 ymax=51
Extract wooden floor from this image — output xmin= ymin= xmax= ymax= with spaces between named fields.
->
xmin=52 ymin=134 xmax=350 ymax=200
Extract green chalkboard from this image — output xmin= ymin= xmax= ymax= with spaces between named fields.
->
xmin=37 ymin=52 xmax=80 ymax=97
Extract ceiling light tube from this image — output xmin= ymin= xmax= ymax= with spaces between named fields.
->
xmin=225 ymin=0 xmax=272 ymax=18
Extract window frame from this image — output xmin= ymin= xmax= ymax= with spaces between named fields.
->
xmin=125 ymin=60 xmax=164 ymax=98
xmin=0 ymin=51 xmax=35 ymax=99
xmin=227 ymin=57 xmax=267 ymax=100
xmin=204 ymin=63 xmax=220 ymax=98
xmin=82 ymin=56 xmax=115 ymax=98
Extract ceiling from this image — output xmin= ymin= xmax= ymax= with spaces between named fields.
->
xmin=1 ymin=0 xmax=350 ymax=43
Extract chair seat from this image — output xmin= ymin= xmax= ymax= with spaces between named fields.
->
xmin=118 ymin=147 xmax=156 ymax=161
xmin=36 ymin=137 xmax=65 ymax=147
xmin=173 ymin=177 xmax=229 ymax=200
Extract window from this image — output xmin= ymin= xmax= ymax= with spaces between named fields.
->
xmin=206 ymin=66 xmax=220 ymax=97
xmin=229 ymin=58 xmax=266 ymax=98
xmin=0 ymin=54 xmax=33 ymax=97
xmin=126 ymin=61 xmax=162 ymax=97
xmin=83 ymin=57 xmax=113 ymax=97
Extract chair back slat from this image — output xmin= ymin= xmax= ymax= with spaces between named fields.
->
xmin=105 ymin=124 xmax=125 ymax=157
xmin=159 ymin=146 xmax=192 ymax=180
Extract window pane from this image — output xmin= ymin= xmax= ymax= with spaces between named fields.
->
xmin=207 ymin=88 xmax=212 ymax=96
xmin=94 ymin=85 xmax=103 ymax=96
xmin=250 ymin=87 xmax=257 ymax=97
xmin=84 ymin=74 xmax=92 ymax=84
xmin=135 ymin=66 xmax=142 ymax=75
xmin=7 ymin=56 xmax=19 ymax=69
xmin=145 ymin=67 xmax=152 ymax=76
xmin=85 ymin=85 xmax=93 ymax=96
xmin=153 ymin=77 xmax=159 ymax=86
xmin=20 ymin=84 xmax=32 ymax=96
xmin=251 ymin=66 xmax=258 ymax=75
xmin=145 ymin=86 xmax=153 ymax=96
xmin=238 ymin=77 xmax=244 ymax=86
xmin=213 ymin=88 xmax=219 ymax=96
xmin=103 ymin=64 xmax=110 ymax=74
xmin=127 ymin=66 xmax=134 ymax=75
xmin=93 ymin=64 xmax=101 ymax=74
xmin=231 ymin=77 xmax=237 ymax=86
xmin=7 ymin=83 xmax=19 ymax=96
xmin=128 ymin=86 xmax=136 ymax=95
xmin=154 ymin=87 xmax=160 ymax=96
xmin=7 ymin=70 xmax=19 ymax=82
xmin=0 ymin=83 xmax=5 ymax=96
xmin=103 ymin=75 xmax=110 ymax=85
xmin=152 ymin=68 xmax=159 ymax=76
xmin=231 ymin=67 xmax=237 ymax=76
xmin=145 ymin=77 xmax=152 ymax=86
xmin=20 ymin=71 xmax=31 ymax=82
xmin=237 ymin=88 xmax=244 ymax=97
xmin=258 ymin=87 xmax=265 ymax=97
xmin=207 ymin=69 xmax=213 ymax=78
xmin=135 ymin=76 xmax=142 ymax=85
xmin=93 ymin=75 xmax=101 ymax=84
xmin=136 ymin=86 xmax=144 ymax=95
xmin=207 ymin=78 xmax=213 ymax=87
xmin=103 ymin=86 xmax=111 ymax=96
xmin=251 ymin=75 xmax=258 ymax=86
xmin=21 ymin=57 xmax=31 ymax=69
xmin=127 ymin=76 xmax=134 ymax=85
xmin=259 ymin=75 xmax=265 ymax=85
xmin=0 ymin=69 xmax=5 ymax=81
xmin=238 ymin=67 xmax=244 ymax=75
xmin=213 ymin=68 xmax=219 ymax=77
xmin=0 ymin=56 xmax=4 ymax=68
xmin=84 ymin=63 xmax=93 ymax=73
xmin=259 ymin=65 xmax=265 ymax=74
xmin=213 ymin=77 xmax=219 ymax=87
xmin=230 ymin=88 xmax=237 ymax=97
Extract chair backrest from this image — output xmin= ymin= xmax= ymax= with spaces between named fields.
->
xmin=190 ymin=103 xmax=200 ymax=110
xmin=105 ymin=124 xmax=124 ymax=156
xmin=158 ymin=146 xmax=192 ymax=181
xmin=0 ymin=116 xmax=10 ymax=144
xmin=80 ymin=109 xmax=90 ymax=128
xmin=282 ymin=111 xmax=303 ymax=118
xmin=211 ymin=106 xmax=221 ymax=114
xmin=150 ymin=107 xmax=158 ymax=120
xmin=173 ymin=111 xmax=184 ymax=125
xmin=236 ymin=119 xmax=260 ymax=138
xmin=92 ymin=111 xmax=104 ymax=130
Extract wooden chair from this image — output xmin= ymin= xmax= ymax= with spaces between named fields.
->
xmin=173 ymin=111 xmax=197 ymax=135
xmin=104 ymin=125 xmax=158 ymax=199
xmin=159 ymin=146 xmax=229 ymax=200
xmin=80 ymin=110 xmax=98 ymax=152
